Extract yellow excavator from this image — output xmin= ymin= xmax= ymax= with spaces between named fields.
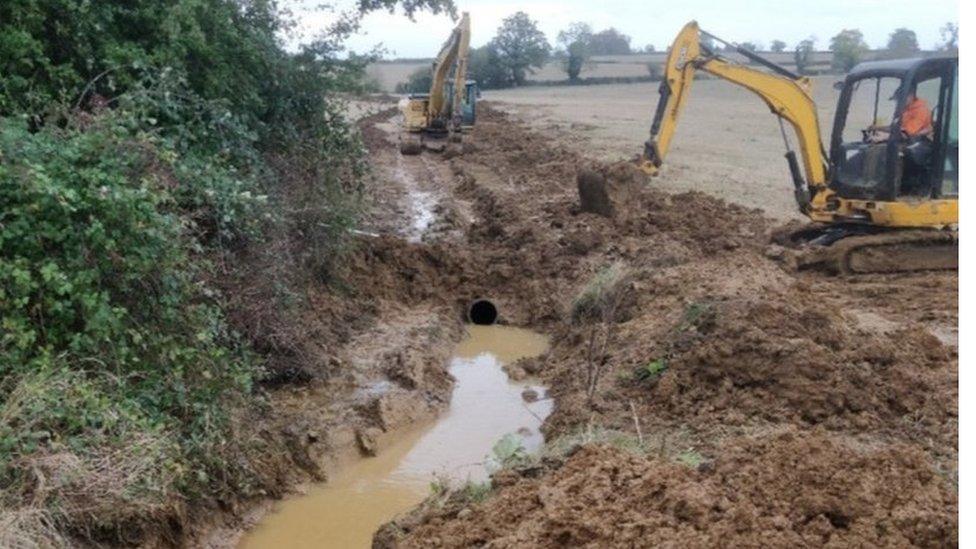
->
xmin=399 ymin=12 xmax=476 ymax=155
xmin=639 ymin=21 xmax=958 ymax=273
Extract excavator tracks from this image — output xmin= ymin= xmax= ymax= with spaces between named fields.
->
xmin=836 ymin=231 xmax=958 ymax=274
xmin=778 ymin=225 xmax=958 ymax=275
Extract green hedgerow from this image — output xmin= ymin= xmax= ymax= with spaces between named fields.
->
xmin=0 ymin=110 xmax=258 ymax=508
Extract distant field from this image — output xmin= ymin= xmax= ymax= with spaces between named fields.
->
xmin=367 ymin=51 xmax=849 ymax=92
xmin=483 ymin=75 xmax=841 ymax=220
xmin=367 ymin=61 xmax=429 ymax=92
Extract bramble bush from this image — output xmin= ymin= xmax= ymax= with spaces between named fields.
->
xmin=0 ymin=97 xmax=266 ymax=542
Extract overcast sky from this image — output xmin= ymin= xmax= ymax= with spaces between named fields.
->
xmin=283 ymin=0 xmax=957 ymax=58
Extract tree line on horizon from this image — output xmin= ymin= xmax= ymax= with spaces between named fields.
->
xmin=397 ymin=14 xmax=959 ymax=92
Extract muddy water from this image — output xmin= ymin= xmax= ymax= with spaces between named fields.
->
xmin=239 ymin=325 xmax=550 ymax=549
xmin=393 ymin=154 xmax=437 ymax=242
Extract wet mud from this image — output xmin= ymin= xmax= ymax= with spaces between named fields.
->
xmin=239 ymin=326 xmax=549 ymax=548
xmin=208 ymin=100 xmax=955 ymax=548
xmin=360 ymin=104 xmax=958 ymax=548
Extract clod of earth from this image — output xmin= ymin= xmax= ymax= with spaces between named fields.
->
xmin=576 ymin=169 xmax=613 ymax=217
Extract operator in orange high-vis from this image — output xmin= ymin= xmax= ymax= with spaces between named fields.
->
xmin=901 ymin=91 xmax=934 ymax=138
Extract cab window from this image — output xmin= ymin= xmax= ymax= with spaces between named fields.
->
xmin=841 ymin=77 xmax=900 ymax=143
xmin=941 ymin=67 xmax=958 ymax=196
xmin=834 ymin=76 xmax=902 ymax=194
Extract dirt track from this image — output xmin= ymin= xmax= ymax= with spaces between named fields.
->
xmin=345 ymin=103 xmax=957 ymax=547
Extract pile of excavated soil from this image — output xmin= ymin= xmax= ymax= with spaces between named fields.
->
xmin=648 ymin=296 xmax=952 ymax=429
xmin=369 ymin=104 xmax=957 ymax=547
xmin=542 ymin=288 xmax=956 ymax=459
xmin=382 ymin=431 xmax=956 ymax=548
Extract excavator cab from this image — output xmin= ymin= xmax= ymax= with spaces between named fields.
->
xmin=830 ymin=57 xmax=958 ymax=203
xmin=444 ymin=79 xmax=479 ymax=128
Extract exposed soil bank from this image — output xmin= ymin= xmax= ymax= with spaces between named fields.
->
xmin=385 ymin=431 xmax=954 ymax=547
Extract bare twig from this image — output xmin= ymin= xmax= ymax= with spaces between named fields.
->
xmin=73 ymin=68 xmax=116 ymax=111
xmin=629 ymin=400 xmax=643 ymax=446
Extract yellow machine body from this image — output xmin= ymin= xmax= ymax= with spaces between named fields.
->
xmin=641 ymin=21 xmax=958 ymax=232
xmin=398 ymin=13 xmax=472 ymax=154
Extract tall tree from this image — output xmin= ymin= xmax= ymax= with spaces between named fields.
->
xmin=794 ymin=37 xmax=816 ymax=74
xmin=885 ymin=28 xmax=919 ymax=58
xmin=490 ymin=11 xmax=551 ymax=86
xmin=588 ymin=28 xmax=632 ymax=55
xmin=468 ymin=44 xmax=510 ymax=89
xmin=830 ymin=29 xmax=869 ymax=72
xmin=557 ymin=22 xmax=593 ymax=46
xmin=557 ymin=22 xmax=593 ymax=81
xmin=939 ymin=22 xmax=958 ymax=52
xmin=771 ymin=40 xmax=787 ymax=53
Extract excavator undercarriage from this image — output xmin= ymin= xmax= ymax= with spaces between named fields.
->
xmin=775 ymin=224 xmax=958 ymax=275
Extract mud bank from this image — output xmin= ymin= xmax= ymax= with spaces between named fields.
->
xmin=364 ymin=104 xmax=957 ymax=548
xmin=384 ymin=431 xmax=954 ymax=547
xmin=240 ymin=326 xmax=550 ymax=548
xmin=194 ymin=101 xmax=955 ymax=547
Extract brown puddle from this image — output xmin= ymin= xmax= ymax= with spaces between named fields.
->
xmin=239 ymin=325 xmax=550 ymax=548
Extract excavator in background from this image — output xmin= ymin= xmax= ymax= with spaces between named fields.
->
xmin=399 ymin=12 xmax=476 ymax=155
xmin=639 ymin=21 xmax=958 ymax=274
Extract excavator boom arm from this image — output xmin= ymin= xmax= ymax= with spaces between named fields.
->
xmin=428 ymin=13 xmax=470 ymax=122
xmin=640 ymin=22 xmax=829 ymax=210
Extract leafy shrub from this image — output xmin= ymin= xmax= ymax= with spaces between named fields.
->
xmin=0 ymin=109 xmax=264 ymax=533
xmin=488 ymin=433 xmax=529 ymax=471
xmin=0 ymin=0 xmax=454 ymax=543
xmin=635 ymin=358 xmax=668 ymax=383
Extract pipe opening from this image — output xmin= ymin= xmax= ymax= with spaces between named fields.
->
xmin=468 ymin=299 xmax=498 ymax=325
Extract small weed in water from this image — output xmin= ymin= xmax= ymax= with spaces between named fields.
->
xmin=428 ymin=475 xmax=451 ymax=497
xmin=488 ymin=433 xmax=528 ymax=471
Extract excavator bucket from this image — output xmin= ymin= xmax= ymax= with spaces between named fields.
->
xmin=399 ymin=134 xmax=422 ymax=155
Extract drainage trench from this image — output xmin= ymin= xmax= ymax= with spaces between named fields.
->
xmin=240 ymin=308 xmax=549 ymax=549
